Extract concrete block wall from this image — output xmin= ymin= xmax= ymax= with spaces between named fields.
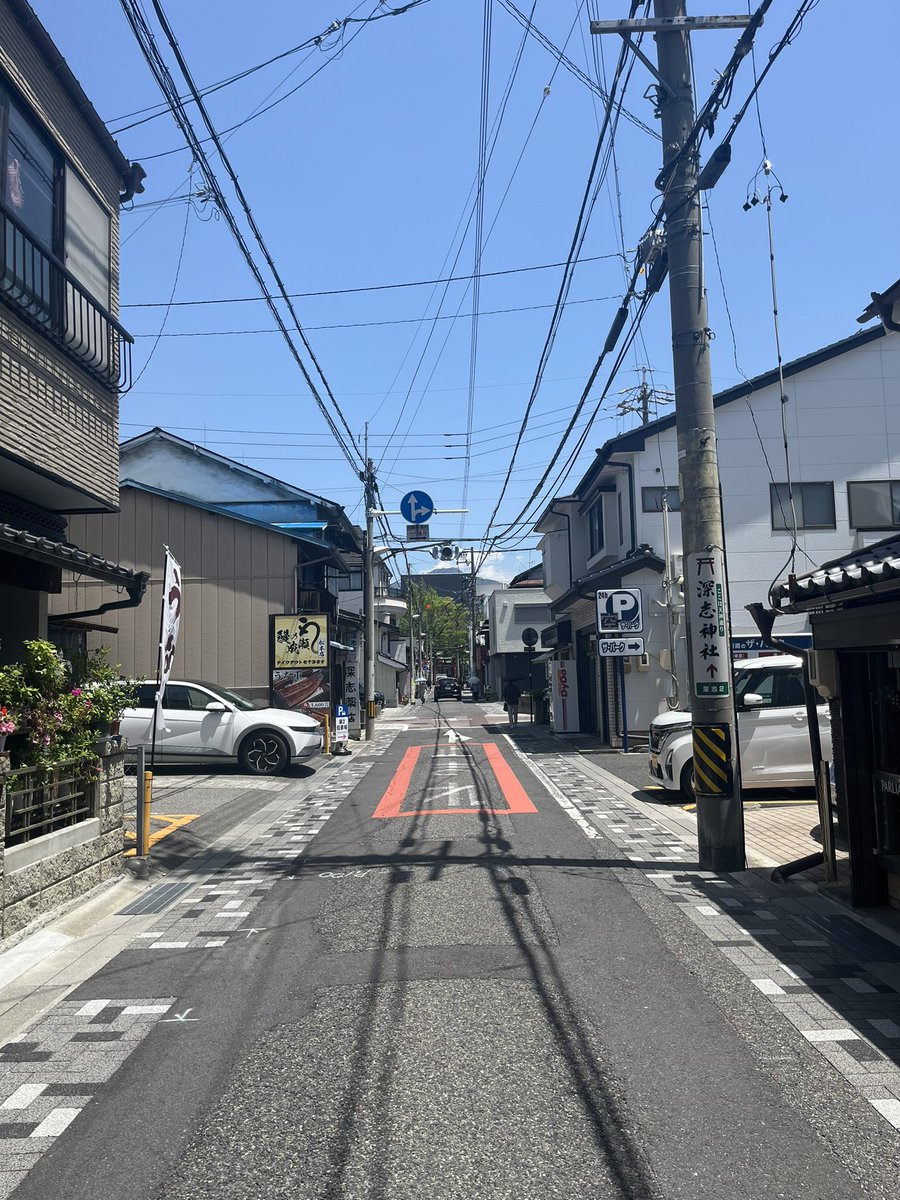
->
xmin=0 ymin=743 xmax=126 ymax=940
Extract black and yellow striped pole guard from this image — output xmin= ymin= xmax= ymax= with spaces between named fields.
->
xmin=692 ymin=724 xmax=733 ymax=796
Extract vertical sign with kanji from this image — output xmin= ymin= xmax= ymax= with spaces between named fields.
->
xmin=686 ymin=549 xmax=730 ymax=698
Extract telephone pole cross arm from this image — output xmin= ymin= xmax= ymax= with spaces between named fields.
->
xmin=594 ymin=1 xmax=753 ymax=871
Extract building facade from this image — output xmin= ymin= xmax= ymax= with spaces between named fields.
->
xmin=0 ymin=0 xmax=147 ymax=661
xmin=537 ymin=323 xmax=899 ymax=740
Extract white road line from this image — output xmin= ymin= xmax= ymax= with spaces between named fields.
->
xmin=75 ymin=999 xmax=109 ymax=1017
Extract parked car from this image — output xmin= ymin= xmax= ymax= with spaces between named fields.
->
xmin=434 ymin=676 xmax=462 ymax=700
xmin=120 ymin=680 xmax=323 ymax=775
xmin=649 ymin=655 xmax=831 ymax=800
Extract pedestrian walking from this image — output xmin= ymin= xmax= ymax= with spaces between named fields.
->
xmin=468 ymin=672 xmax=481 ymax=702
xmin=503 ymin=679 xmax=520 ymax=726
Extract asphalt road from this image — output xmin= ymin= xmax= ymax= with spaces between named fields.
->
xmin=3 ymin=701 xmax=888 ymax=1198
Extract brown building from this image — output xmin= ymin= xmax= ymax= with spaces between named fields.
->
xmin=59 ymin=483 xmax=343 ymax=706
xmin=0 ymin=0 xmax=147 ymax=658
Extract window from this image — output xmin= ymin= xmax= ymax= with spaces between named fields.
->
xmin=328 ymin=569 xmax=363 ymax=591
xmin=588 ymin=496 xmax=604 ymax=557
xmin=642 ymin=486 xmax=681 ymax=513
xmin=0 ymin=84 xmax=118 ymax=380
xmin=770 ymin=482 xmax=835 ymax=530
xmin=513 ymin=604 xmax=550 ymax=623
xmin=848 ymin=480 xmax=900 ymax=531
xmin=163 ymin=685 xmax=217 ymax=711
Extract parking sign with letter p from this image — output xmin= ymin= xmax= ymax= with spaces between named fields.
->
xmin=596 ymin=588 xmax=643 ymax=634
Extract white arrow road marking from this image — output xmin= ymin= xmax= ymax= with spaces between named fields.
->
xmin=235 ymin=927 xmax=262 ymax=937
xmin=161 ymin=1008 xmax=198 ymax=1023
xmin=443 ymin=730 xmax=471 ymax=742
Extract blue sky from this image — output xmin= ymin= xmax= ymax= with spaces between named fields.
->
xmin=33 ymin=1 xmax=900 ymax=580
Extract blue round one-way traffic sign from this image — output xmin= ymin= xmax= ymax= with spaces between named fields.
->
xmin=400 ymin=491 xmax=434 ymax=524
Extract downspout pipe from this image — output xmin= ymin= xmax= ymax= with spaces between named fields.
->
xmin=51 ymin=575 xmax=148 ymax=624
xmin=746 ymin=602 xmax=837 ymax=883
xmin=548 ymin=502 xmax=573 ymax=591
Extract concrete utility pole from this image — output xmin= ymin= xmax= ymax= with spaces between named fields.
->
xmin=594 ymin=0 xmax=747 ymax=870
xmin=364 ymin=455 xmax=377 ymax=740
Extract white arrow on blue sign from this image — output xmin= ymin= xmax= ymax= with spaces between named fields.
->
xmin=400 ymin=491 xmax=434 ymax=524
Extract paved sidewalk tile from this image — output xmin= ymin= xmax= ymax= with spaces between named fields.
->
xmin=503 ymin=730 xmax=900 ymax=1138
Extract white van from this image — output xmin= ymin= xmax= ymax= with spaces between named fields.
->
xmin=648 ymin=655 xmax=831 ymax=800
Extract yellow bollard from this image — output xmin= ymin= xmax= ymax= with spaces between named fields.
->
xmin=323 ymin=714 xmax=331 ymax=756
xmin=142 ymin=771 xmax=152 ymax=853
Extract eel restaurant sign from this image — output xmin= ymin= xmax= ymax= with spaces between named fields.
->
xmin=273 ymin=614 xmax=329 ymax=669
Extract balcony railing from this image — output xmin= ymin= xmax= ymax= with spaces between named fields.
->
xmin=1 ymin=206 xmax=133 ymax=390
xmin=4 ymin=758 xmax=95 ymax=848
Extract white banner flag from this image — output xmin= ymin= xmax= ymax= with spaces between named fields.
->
xmin=155 ymin=549 xmax=183 ymax=736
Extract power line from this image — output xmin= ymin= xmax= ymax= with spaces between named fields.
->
xmin=481 ymin=2 xmax=645 ymax=548
xmin=496 ymin=0 xmax=659 ymax=138
xmin=129 ymin=292 xmax=624 ymax=336
xmin=119 ymin=252 xmax=626 ymax=308
xmin=119 ymin=0 xmax=365 ymax=472
xmin=460 ymin=0 xmax=496 ymax=540
xmin=126 ymin=2 xmax=432 ymax=159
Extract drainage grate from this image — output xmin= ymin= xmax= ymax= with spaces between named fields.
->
xmin=117 ymin=881 xmax=194 ymax=916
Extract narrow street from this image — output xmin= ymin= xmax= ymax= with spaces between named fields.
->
xmin=1 ymin=702 xmax=897 ymax=1199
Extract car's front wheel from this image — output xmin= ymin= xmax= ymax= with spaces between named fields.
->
xmin=680 ymin=760 xmax=696 ymax=802
xmin=239 ymin=730 xmax=290 ymax=775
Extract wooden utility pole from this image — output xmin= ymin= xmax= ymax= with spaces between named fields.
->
xmin=593 ymin=1 xmax=751 ymax=870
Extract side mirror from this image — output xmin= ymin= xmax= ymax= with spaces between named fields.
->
xmin=742 ymin=692 xmax=765 ymax=708
xmin=205 ymin=700 xmax=228 ymax=713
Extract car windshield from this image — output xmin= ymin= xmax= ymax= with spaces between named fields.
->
xmin=196 ymin=683 xmax=259 ymax=711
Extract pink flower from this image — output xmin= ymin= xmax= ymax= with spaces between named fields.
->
xmin=43 ymin=734 xmax=51 ymax=746
xmin=71 ymin=688 xmax=82 ymax=697
xmin=54 ymin=712 xmax=63 ymax=723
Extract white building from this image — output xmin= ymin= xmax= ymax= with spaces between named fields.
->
xmin=536 ymin=321 xmax=900 ymax=740
xmin=483 ymin=577 xmax=552 ymax=704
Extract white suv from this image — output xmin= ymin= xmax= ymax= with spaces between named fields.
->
xmin=648 ymin=655 xmax=831 ymax=800
xmin=120 ymin=680 xmax=323 ymax=775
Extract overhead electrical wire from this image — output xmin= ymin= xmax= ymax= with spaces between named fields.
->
xmin=120 ymin=251 xmax=626 ymax=308
xmin=496 ymin=0 xmax=659 ymax=138
xmin=124 ymin=1 xmax=431 ymax=160
xmin=119 ymin=0 xmax=365 ymax=471
xmin=130 ymin=291 xmax=624 ymax=337
xmin=459 ymin=0 xmax=496 ymax=540
xmin=479 ymin=0 xmax=817 ymax=560
xmin=374 ymin=0 xmax=546 ymax=473
xmin=480 ymin=0 xmax=646 ymax=553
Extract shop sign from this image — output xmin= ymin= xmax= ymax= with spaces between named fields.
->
xmin=550 ymin=659 xmax=579 ymax=733
xmin=273 ymin=614 xmax=329 ymax=669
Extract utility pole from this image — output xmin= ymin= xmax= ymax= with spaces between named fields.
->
xmin=363 ymin=447 xmax=377 ymax=741
xmin=616 ymin=366 xmax=673 ymax=425
xmin=593 ymin=1 xmax=748 ymax=871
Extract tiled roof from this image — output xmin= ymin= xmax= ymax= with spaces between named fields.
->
xmin=772 ymin=535 xmax=900 ymax=611
xmin=0 ymin=522 xmax=148 ymax=592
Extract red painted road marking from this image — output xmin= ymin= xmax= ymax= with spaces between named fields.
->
xmin=481 ymin=742 xmax=537 ymax=813
xmin=372 ymin=746 xmax=422 ymax=818
xmin=372 ymin=742 xmax=537 ymax=818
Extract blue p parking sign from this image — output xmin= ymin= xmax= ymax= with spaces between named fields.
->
xmin=596 ymin=588 xmax=643 ymax=634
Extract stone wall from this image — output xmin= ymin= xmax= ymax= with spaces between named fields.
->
xmin=0 ymin=740 xmax=125 ymax=940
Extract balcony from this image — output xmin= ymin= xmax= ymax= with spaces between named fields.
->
xmin=1 ymin=206 xmax=133 ymax=390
